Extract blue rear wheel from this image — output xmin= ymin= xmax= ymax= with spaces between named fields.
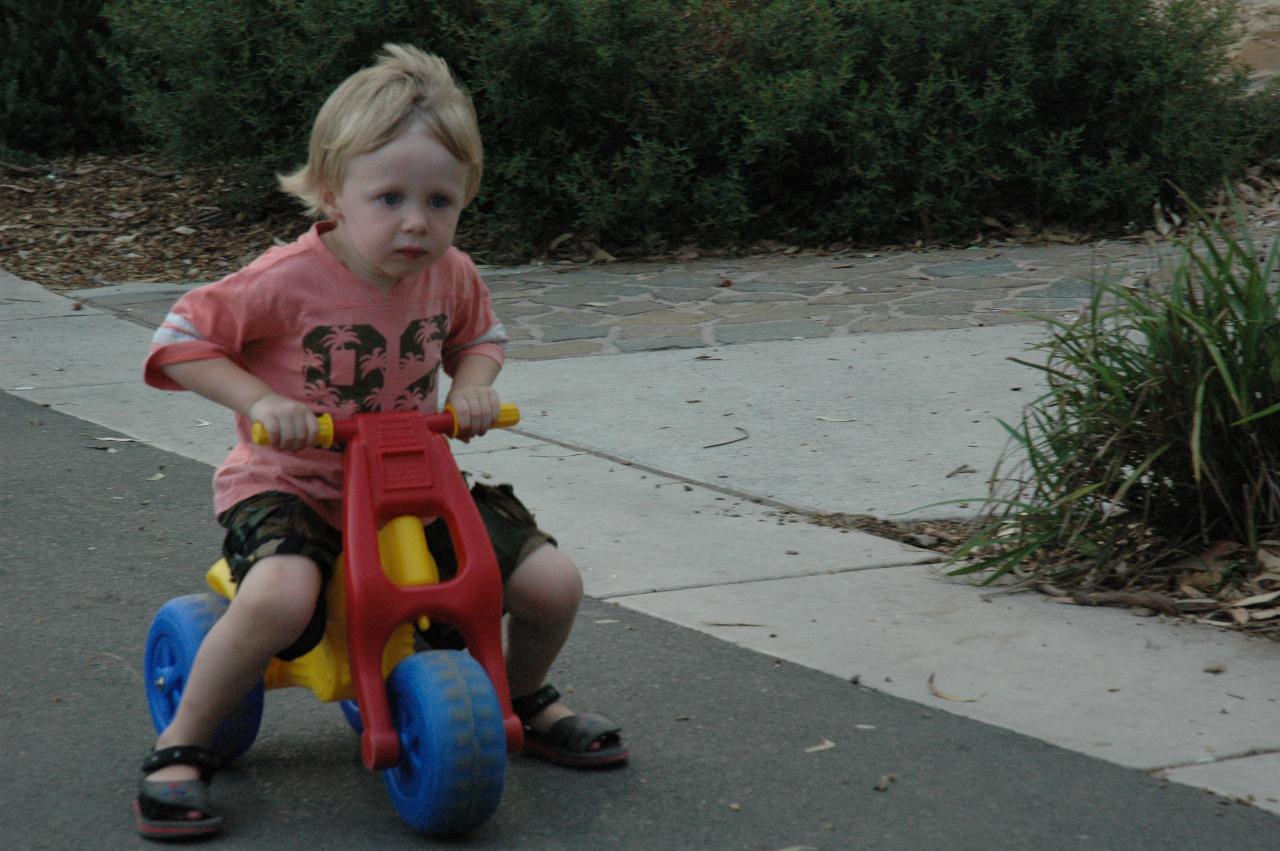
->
xmin=143 ymin=593 xmax=264 ymax=763
xmin=382 ymin=650 xmax=506 ymax=835
xmin=339 ymin=698 xmax=362 ymax=733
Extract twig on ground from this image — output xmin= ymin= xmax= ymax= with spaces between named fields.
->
xmin=1072 ymin=590 xmax=1180 ymax=616
xmin=927 ymin=673 xmax=979 ymax=702
xmin=117 ymin=162 xmax=182 ymax=179
xmin=1 ymin=160 xmax=45 ymax=175
xmin=702 ymin=427 xmax=749 ymax=449
xmin=1037 ymin=583 xmax=1179 ymax=616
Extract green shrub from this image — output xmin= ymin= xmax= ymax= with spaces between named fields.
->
xmin=456 ymin=0 xmax=744 ymax=251
xmin=1238 ymin=76 xmax=1280 ymax=165
xmin=103 ymin=0 xmax=432 ymax=213
xmin=805 ymin=0 xmax=1260 ymax=241
xmin=951 ymin=209 xmax=1279 ymax=591
xmin=102 ymin=0 xmax=1272 ymax=255
xmin=1 ymin=0 xmax=132 ymax=153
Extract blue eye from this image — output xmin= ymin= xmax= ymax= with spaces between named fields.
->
xmin=430 ymin=194 xmax=451 ymax=209
xmin=380 ymin=192 xmax=403 ymax=206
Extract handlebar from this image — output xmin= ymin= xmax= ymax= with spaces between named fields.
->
xmin=251 ymin=403 xmax=521 ymax=448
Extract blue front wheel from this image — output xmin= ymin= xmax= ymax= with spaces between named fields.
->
xmin=382 ymin=650 xmax=506 ymax=835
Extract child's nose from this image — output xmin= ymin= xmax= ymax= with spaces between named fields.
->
xmin=402 ymin=204 xmax=429 ymax=232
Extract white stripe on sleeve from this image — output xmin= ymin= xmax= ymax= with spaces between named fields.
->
xmin=151 ymin=312 xmax=204 ymax=346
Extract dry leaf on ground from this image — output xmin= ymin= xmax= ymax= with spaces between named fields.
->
xmin=804 ymin=738 xmax=836 ymax=754
xmin=927 ymin=673 xmax=979 ymax=703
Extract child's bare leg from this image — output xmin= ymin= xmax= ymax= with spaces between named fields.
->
xmin=503 ymin=543 xmax=583 ymax=730
xmin=146 ymin=555 xmax=322 ymax=783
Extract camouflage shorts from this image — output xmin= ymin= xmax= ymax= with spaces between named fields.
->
xmin=217 ymin=483 xmax=555 ymax=660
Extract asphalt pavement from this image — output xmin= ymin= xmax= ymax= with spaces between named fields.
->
xmin=2 ymin=232 xmax=1279 ymax=849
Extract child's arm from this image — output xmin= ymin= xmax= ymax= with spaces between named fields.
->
xmin=444 ymin=354 xmax=501 ymax=440
xmin=163 ymin=357 xmax=318 ymax=450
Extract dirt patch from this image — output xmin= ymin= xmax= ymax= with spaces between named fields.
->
xmin=803 ymin=512 xmax=978 ymax=555
xmin=804 ymin=509 xmax=1280 ymax=640
xmin=1236 ymin=0 xmax=1280 ymax=84
xmin=0 ymin=154 xmax=310 ymax=291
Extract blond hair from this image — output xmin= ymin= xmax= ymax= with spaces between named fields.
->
xmin=279 ymin=44 xmax=483 ymax=214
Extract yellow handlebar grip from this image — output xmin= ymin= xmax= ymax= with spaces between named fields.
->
xmin=316 ymin=414 xmax=334 ymax=449
xmin=495 ymin=403 xmax=521 ymax=428
xmin=443 ymin=402 xmax=521 ymax=437
xmin=251 ymin=414 xmax=334 ymax=448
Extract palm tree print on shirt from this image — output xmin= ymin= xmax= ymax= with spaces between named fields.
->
xmin=302 ymin=315 xmax=447 ymax=413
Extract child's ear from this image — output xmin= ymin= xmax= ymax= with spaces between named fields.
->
xmin=319 ymin=188 xmax=342 ymax=221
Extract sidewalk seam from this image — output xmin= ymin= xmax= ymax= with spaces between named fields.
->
xmin=599 ymin=557 xmax=945 ymax=600
xmin=12 ymin=381 xmax=136 ymax=391
xmin=0 ymin=313 xmax=114 ymax=323
xmin=1150 ymin=747 xmax=1280 ymax=774
xmin=511 ymin=425 xmax=883 ymax=520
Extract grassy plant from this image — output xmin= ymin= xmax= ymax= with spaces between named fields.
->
xmin=952 ymin=207 xmax=1279 ymax=590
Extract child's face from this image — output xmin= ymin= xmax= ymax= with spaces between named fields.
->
xmin=320 ymin=121 xmax=470 ymax=290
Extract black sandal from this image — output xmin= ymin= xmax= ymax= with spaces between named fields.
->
xmin=134 ymin=745 xmax=224 ymax=840
xmin=512 ymin=684 xmax=628 ymax=769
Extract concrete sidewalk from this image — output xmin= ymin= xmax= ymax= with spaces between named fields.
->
xmin=3 ymin=238 xmax=1278 ymax=821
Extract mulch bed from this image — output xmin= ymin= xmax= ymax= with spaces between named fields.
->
xmin=1 ymin=153 xmax=308 ymax=291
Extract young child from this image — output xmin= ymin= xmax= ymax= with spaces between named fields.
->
xmin=134 ymin=44 xmax=626 ymax=840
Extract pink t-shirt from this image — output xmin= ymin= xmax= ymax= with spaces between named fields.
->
xmin=144 ymin=222 xmax=507 ymax=527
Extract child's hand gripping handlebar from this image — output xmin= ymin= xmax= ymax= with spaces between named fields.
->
xmin=251 ymin=403 xmax=521 ymax=448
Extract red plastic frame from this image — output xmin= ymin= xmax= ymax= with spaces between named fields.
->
xmin=334 ymin=410 xmax=522 ymax=769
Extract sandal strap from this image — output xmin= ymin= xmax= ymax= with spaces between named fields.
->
xmin=142 ymin=745 xmax=222 ymax=781
xmin=511 ymin=684 xmax=561 ymax=724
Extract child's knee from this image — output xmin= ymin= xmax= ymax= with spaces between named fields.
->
xmin=231 ymin=554 xmax=323 ymax=637
xmin=509 ymin=547 xmax=582 ymax=619
xmin=535 ymin=548 xmax=584 ymax=607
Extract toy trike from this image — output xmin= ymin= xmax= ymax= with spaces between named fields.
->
xmin=143 ymin=404 xmax=524 ymax=835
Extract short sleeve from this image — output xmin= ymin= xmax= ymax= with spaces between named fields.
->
xmin=441 ymin=253 xmax=507 ymax=375
xmin=143 ymin=271 xmax=282 ymax=390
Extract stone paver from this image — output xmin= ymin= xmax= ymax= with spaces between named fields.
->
xmin=60 ymin=229 xmax=1277 ymax=361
